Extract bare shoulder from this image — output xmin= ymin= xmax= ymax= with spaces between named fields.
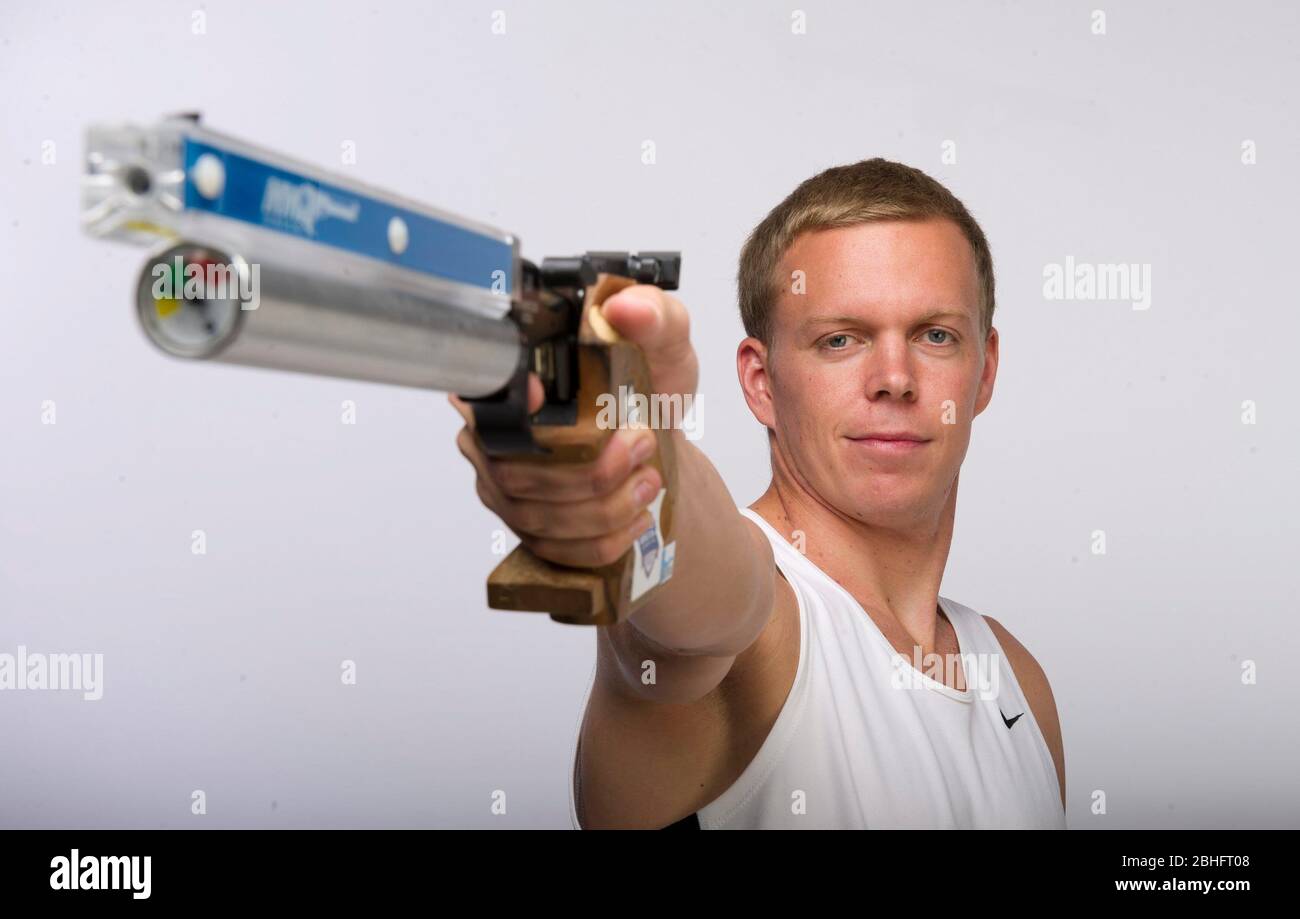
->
xmin=983 ymin=615 xmax=1067 ymax=810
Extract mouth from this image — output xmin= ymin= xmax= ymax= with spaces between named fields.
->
xmin=846 ymin=433 xmax=931 ymax=455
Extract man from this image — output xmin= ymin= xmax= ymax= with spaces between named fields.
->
xmin=451 ymin=159 xmax=1066 ymax=829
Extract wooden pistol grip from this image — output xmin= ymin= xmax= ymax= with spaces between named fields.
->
xmin=485 ymin=274 xmax=679 ymax=626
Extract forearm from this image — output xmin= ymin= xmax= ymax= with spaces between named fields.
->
xmin=625 ymin=432 xmax=775 ymax=657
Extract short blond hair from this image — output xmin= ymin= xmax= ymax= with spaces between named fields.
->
xmin=737 ymin=159 xmax=995 ymax=347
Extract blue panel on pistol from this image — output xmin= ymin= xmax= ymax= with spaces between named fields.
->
xmin=180 ymin=139 xmax=512 ymax=293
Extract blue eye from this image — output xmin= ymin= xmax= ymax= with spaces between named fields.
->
xmin=924 ymin=328 xmax=953 ymax=344
xmin=823 ymin=334 xmax=851 ymax=350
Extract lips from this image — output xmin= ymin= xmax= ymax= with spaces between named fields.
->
xmin=847 ymin=432 xmax=931 ymax=455
xmin=850 ymin=432 xmax=928 ymax=442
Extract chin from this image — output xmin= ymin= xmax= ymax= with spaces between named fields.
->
xmin=838 ymin=489 xmax=927 ymax=525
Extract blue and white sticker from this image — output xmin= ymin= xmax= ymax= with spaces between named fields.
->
xmin=631 ymin=488 xmax=675 ymax=601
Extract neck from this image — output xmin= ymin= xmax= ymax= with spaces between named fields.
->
xmin=751 ymin=448 xmax=958 ymax=653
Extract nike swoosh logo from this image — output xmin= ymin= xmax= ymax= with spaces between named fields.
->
xmin=1001 ymin=709 xmax=1024 ymax=729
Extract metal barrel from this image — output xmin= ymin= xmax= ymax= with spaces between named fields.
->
xmin=134 ymin=241 xmax=523 ymax=397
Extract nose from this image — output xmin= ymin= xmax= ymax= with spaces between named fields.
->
xmin=864 ymin=334 xmax=917 ymax=402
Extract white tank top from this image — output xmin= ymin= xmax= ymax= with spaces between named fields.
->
xmin=568 ymin=506 xmax=1065 ymax=829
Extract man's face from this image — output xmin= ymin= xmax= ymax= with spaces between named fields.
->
xmin=742 ymin=218 xmax=998 ymax=529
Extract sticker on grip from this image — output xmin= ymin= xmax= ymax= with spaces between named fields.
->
xmin=631 ymin=488 xmax=675 ymax=601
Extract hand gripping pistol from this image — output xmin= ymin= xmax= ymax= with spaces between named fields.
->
xmin=81 ymin=114 xmax=681 ymax=626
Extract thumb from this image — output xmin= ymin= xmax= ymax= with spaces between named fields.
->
xmin=599 ymin=287 xmax=664 ymax=344
xmin=598 ymin=286 xmax=697 ymax=397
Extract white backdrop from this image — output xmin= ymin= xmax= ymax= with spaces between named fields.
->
xmin=1 ymin=0 xmax=1297 ymax=828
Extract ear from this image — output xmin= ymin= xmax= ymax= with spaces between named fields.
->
xmin=737 ymin=336 xmax=777 ymax=429
xmin=972 ymin=326 xmax=999 ymax=418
